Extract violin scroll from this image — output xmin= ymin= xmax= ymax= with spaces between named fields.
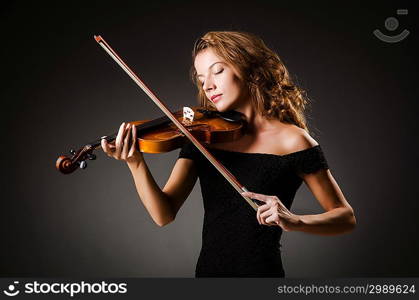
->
xmin=56 ymin=145 xmax=97 ymax=174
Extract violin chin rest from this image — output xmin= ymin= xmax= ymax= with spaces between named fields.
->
xmin=218 ymin=110 xmax=244 ymax=122
xmin=197 ymin=109 xmax=244 ymax=123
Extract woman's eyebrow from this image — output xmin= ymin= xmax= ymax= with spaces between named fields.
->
xmin=197 ymin=61 xmax=223 ymax=78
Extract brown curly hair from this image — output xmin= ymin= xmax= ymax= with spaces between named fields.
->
xmin=191 ymin=31 xmax=309 ymax=131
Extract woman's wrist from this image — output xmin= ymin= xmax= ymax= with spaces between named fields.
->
xmin=126 ymin=156 xmax=144 ymax=170
xmin=287 ymin=213 xmax=304 ymax=232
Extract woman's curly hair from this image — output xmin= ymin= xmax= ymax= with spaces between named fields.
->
xmin=191 ymin=31 xmax=309 ymax=131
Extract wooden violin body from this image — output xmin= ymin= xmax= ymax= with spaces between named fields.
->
xmin=134 ymin=107 xmax=244 ymax=153
xmin=56 ymin=107 xmax=245 ymax=174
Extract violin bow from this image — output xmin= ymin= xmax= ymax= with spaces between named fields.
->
xmin=94 ymin=35 xmax=258 ymax=211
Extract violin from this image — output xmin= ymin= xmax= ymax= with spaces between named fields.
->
xmin=57 ymin=35 xmax=259 ymax=211
xmin=56 ymin=107 xmax=245 ymax=174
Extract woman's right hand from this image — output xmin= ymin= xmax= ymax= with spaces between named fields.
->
xmin=101 ymin=122 xmax=144 ymax=166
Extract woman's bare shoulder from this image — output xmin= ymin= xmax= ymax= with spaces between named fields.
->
xmin=274 ymin=123 xmax=319 ymax=155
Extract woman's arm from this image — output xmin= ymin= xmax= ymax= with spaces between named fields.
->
xmin=102 ymin=122 xmax=198 ymax=227
xmin=284 ymin=128 xmax=356 ymax=235
xmin=242 ymin=127 xmax=356 ymax=236
xmin=295 ymin=169 xmax=356 ymax=235
xmin=127 ymin=157 xmax=198 ymax=227
xmin=242 ymin=169 xmax=356 ymax=236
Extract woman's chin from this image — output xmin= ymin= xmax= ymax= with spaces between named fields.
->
xmin=214 ymin=102 xmax=232 ymax=112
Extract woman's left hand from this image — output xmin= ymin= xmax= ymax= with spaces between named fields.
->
xmin=241 ymin=191 xmax=301 ymax=232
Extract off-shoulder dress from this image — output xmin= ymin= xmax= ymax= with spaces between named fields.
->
xmin=178 ymin=142 xmax=329 ymax=277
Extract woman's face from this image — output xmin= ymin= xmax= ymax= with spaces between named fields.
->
xmin=194 ymin=47 xmax=248 ymax=112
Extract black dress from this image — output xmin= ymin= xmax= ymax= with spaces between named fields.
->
xmin=178 ymin=142 xmax=329 ymax=278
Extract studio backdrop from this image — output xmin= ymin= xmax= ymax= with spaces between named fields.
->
xmin=1 ymin=0 xmax=417 ymax=277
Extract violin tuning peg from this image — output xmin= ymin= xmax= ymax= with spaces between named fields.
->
xmin=70 ymin=149 xmax=76 ymax=155
xmin=87 ymin=153 xmax=96 ymax=160
xmin=79 ymin=161 xmax=87 ymax=169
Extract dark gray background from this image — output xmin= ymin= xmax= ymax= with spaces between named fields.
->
xmin=1 ymin=0 xmax=417 ymax=277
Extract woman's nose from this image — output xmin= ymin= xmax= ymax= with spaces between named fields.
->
xmin=203 ymin=78 xmax=216 ymax=92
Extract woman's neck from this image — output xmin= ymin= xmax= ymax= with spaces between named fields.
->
xmin=235 ymin=102 xmax=281 ymax=135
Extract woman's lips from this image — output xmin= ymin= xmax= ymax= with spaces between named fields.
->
xmin=211 ymin=94 xmax=222 ymax=103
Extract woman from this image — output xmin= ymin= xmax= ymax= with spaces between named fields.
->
xmin=101 ymin=31 xmax=356 ymax=277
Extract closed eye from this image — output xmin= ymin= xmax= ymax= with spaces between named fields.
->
xmin=199 ymin=69 xmax=224 ymax=87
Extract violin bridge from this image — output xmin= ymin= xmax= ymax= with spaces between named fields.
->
xmin=182 ymin=107 xmax=195 ymax=125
